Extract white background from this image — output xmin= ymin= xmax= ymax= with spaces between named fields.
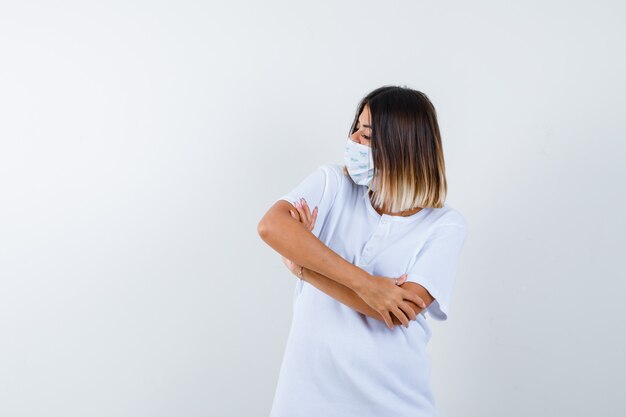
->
xmin=1 ymin=1 xmax=625 ymax=416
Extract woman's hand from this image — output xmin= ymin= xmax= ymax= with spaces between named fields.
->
xmin=355 ymin=274 xmax=427 ymax=330
xmin=290 ymin=197 xmax=318 ymax=232
xmin=281 ymin=198 xmax=318 ymax=279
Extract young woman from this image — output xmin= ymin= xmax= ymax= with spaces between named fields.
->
xmin=257 ymin=85 xmax=468 ymax=417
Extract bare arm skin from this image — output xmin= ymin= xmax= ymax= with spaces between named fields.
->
xmin=301 ymin=266 xmax=434 ymax=327
xmin=259 ymin=198 xmax=427 ymax=329
xmin=258 ymin=200 xmax=371 ymax=292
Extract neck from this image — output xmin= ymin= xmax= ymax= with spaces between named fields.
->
xmin=369 ymin=190 xmax=423 ymax=217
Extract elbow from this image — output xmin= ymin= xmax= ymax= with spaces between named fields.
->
xmin=257 ymin=216 xmax=277 ymax=242
xmin=257 ymin=220 xmax=271 ymax=239
xmin=258 ymin=200 xmax=294 ymax=241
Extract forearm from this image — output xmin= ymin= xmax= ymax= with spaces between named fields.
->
xmin=301 ymin=267 xmax=419 ymax=326
xmin=258 ymin=202 xmax=370 ymax=291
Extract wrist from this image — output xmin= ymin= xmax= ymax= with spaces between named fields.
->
xmin=297 ymin=265 xmax=305 ymax=281
xmin=349 ymin=268 xmax=372 ymax=292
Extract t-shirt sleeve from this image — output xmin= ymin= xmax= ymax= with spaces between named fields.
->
xmin=274 ymin=164 xmax=342 ymax=238
xmin=405 ymin=223 xmax=468 ymax=321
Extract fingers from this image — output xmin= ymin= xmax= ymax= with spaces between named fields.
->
xmin=403 ymin=290 xmax=427 ymax=309
xmin=293 ymin=201 xmax=303 ymax=222
xmin=310 ymin=205 xmax=318 ymax=228
xmin=391 ymin=306 xmax=410 ymax=328
xmin=297 ymin=198 xmax=312 ymax=228
xmin=382 ymin=311 xmax=394 ymax=330
xmin=293 ymin=200 xmax=306 ymax=224
xmin=301 ymin=198 xmax=312 ymax=224
xmin=399 ymin=301 xmax=418 ymax=322
xmin=289 ymin=209 xmax=300 ymax=221
xmin=295 ymin=198 xmax=318 ymax=231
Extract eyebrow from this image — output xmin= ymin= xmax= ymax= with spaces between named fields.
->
xmin=357 ymin=121 xmax=372 ymax=129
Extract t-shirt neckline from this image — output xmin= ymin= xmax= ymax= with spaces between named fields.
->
xmin=362 ymin=187 xmax=430 ymax=222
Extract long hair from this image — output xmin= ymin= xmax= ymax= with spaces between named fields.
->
xmin=343 ymin=85 xmax=447 ymax=211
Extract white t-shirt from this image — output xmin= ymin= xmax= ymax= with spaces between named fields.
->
xmin=269 ymin=164 xmax=468 ymax=417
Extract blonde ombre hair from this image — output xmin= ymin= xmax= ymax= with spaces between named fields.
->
xmin=343 ymin=85 xmax=447 ymax=211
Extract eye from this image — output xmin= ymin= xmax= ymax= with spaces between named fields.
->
xmin=355 ymin=123 xmax=371 ymax=140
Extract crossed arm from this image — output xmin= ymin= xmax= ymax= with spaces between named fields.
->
xmin=300 ymin=265 xmax=433 ymax=327
xmin=258 ymin=199 xmax=434 ymax=327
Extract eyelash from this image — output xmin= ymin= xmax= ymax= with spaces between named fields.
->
xmin=355 ymin=125 xmax=371 ymax=140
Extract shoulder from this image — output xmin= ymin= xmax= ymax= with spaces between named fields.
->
xmin=316 ymin=163 xmax=349 ymax=189
xmin=427 ymin=203 xmax=468 ymax=231
xmin=318 ymin=163 xmax=346 ymax=179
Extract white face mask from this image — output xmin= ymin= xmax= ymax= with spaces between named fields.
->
xmin=344 ymin=137 xmax=374 ymax=187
